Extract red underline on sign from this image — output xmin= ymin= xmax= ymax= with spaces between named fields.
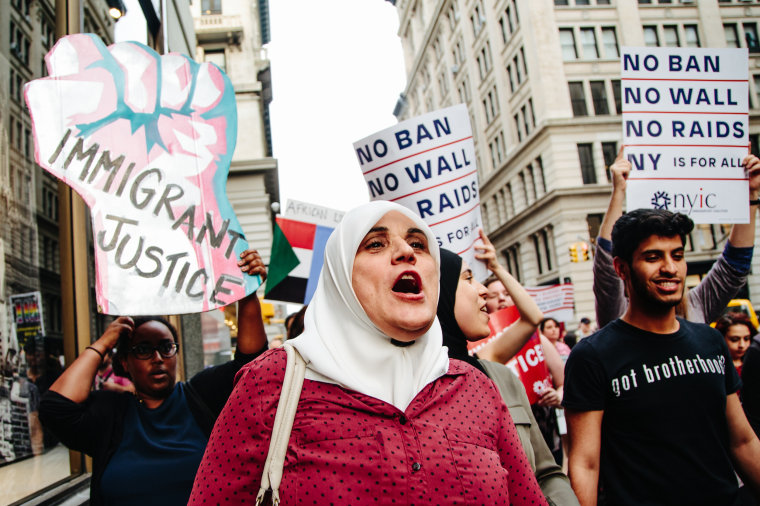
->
xmin=430 ymin=203 xmax=481 ymax=228
xmin=621 ymin=77 xmax=748 ymax=82
xmin=624 ymin=144 xmax=748 ymax=148
xmin=624 ymin=111 xmax=748 ymax=115
xmin=362 ymin=136 xmax=474 ymax=176
xmin=457 ymin=235 xmax=483 ymax=256
xmin=390 ymin=169 xmax=478 ymax=202
xmin=627 ymin=177 xmax=748 ymax=181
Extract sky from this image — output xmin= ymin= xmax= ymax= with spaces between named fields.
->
xmin=114 ymin=0 xmax=407 ymax=213
xmin=267 ymin=1 xmax=407 ymax=213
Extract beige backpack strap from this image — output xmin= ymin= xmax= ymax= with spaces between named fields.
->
xmin=256 ymin=343 xmax=307 ymax=506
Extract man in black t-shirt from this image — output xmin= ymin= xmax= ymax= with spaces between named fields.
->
xmin=563 ymin=209 xmax=760 ymax=506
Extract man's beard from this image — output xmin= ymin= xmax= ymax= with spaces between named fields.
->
xmin=629 ymin=271 xmax=684 ymax=314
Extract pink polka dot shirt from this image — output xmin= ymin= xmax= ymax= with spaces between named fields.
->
xmin=189 ymin=348 xmax=547 ymax=505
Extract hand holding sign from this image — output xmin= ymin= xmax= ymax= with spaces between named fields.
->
xmin=610 ymin=147 xmax=631 ymax=192
xmin=25 ymin=34 xmax=256 ymax=314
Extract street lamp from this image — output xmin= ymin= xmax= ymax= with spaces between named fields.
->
xmin=105 ymin=0 xmax=127 ymax=20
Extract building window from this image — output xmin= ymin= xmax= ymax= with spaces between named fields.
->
xmin=644 ymin=26 xmax=659 ymax=47
xmin=663 ymin=25 xmax=680 ymax=47
xmin=536 ymin=156 xmax=547 ymax=194
xmin=526 ymin=167 xmax=537 ymax=203
xmin=506 ymin=183 xmax=515 ymax=217
xmin=581 ymin=28 xmax=599 ymax=58
xmin=513 ymin=55 xmax=522 ymax=85
xmin=505 ymin=245 xmax=521 ymax=282
xmin=602 ymin=141 xmax=617 ymax=182
xmin=489 ymin=132 xmax=505 ymax=169
xmin=202 ymin=0 xmax=222 ymax=15
xmin=520 ymin=47 xmax=528 ymax=76
xmin=745 ymin=23 xmax=760 ymax=52
xmin=528 ymin=98 xmax=536 ymax=127
xmin=507 ymin=64 xmax=516 ymax=92
xmin=569 ymin=82 xmax=588 ymax=117
xmin=578 ymin=143 xmax=597 ymax=184
xmin=204 ymin=49 xmax=226 ymax=72
xmin=560 ymin=29 xmax=577 ymax=60
xmin=541 ymin=229 xmax=553 ymax=272
xmin=457 ymin=76 xmax=471 ymax=103
xmin=602 ymin=27 xmax=619 ymax=58
xmin=725 ymin=24 xmax=740 ymax=48
xmin=590 ymin=81 xmax=609 ymax=115
xmin=684 ymin=25 xmax=700 ymax=48
xmin=522 ymin=104 xmax=531 ymax=136
xmin=476 ymin=42 xmax=493 ymax=80
xmin=514 ymin=114 xmax=523 ymax=142
xmin=611 ymin=79 xmax=622 ymax=114
xmin=533 ymin=234 xmax=544 ymax=275
xmin=483 ymin=87 xmax=498 ymax=124
xmin=471 ymin=2 xmax=485 ymax=37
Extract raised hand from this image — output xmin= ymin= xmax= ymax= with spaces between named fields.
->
xmin=25 ymin=34 xmax=257 ymax=314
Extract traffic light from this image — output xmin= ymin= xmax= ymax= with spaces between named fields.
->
xmin=569 ymin=244 xmax=579 ymax=263
xmin=580 ymin=242 xmax=590 ymax=261
xmin=569 ymin=242 xmax=590 ymax=263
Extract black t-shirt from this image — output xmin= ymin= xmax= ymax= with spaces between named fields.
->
xmin=563 ymin=318 xmax=741 ymax=506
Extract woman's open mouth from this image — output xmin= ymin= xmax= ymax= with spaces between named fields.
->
xmin=392 ymin=271 xmax=422 ymax=295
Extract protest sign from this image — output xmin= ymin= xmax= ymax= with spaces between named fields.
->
xmin=622 ymin=46 xmax=749 ymax=223
xmin=24 ymin=34 xmax=256 ymax=315
xmin=353 ymin=104 xmax=487 ymax=280
xmin=10 ymin=292 xmax=44 ymax=349
xmin=505 ymin=333 xmax=552 ymax=405
xmin=284 ymin=198 xmax=345 ymax=227
xmin=524 ymin=283 xmax=575 ymax=322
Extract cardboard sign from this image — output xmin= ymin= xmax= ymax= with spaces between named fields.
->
xmin=10 ymin=292 xmax=44 ymax=348
xmin=524 ymin=284 xmax=575 ymax=322
xmin=353 ymin=104 xmax=487 ymax=280
xmin=284 ymin=198 xmax=345 ymax=228
xmin=505 ymin=333 xmax=552 ymax=405
xmin=24 ymin=34 xmax=257 ymax=315
xmin=622 ymin=47 xmax=749 ymax=223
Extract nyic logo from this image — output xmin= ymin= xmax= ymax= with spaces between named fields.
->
xmin=650 ymin=188 xmax=717 ymax=214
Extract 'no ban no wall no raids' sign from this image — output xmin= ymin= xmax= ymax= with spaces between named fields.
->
xmin=24 ymin=34 xmax=259 ymax=315
xmin=353 ymin=104 xmax=487 ymax=280
xmin=622 ymin=46 xmax=749 ymax=223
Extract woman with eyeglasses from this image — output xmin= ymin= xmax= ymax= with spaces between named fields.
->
xmin=39 ymin=249 xmax=269 ymax=506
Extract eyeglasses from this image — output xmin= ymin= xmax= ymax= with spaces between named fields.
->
xmin=129 ymin=341 xmax=178 ymax=360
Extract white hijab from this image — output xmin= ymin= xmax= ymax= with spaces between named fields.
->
xmin=289 ymin=201 xmax=449 ymax=411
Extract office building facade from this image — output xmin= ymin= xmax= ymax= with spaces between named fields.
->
xmin=392 ymin=0 xmax=760 ymax=326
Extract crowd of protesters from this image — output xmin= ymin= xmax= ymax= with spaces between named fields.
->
xmin=34 ymin=151 xmax=760 ymax=505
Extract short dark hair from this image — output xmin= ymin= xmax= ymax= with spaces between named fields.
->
xmin=539 ymin=317 xmax=559 ymax=332
xmin=483 ymin=275 xmax=500 ymax=289
xmin=580 ymin=317 xmax=591 ymax=325
xmin=611 ymin=209 xmax=694 ymax=265
xmin=112 ymin=316 xmax=178 ymax=379
xmin=715 ymin=312 xmax=757 ymax=338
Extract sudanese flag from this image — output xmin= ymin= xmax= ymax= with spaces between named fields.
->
xmin=265 ymin=216 xmax=334 ymax=304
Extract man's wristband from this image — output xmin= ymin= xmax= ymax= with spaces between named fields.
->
xmin=85 ymin=346 xmax=105 ymax=360
xmin=751 ymin=199 xmax=760 ymax=206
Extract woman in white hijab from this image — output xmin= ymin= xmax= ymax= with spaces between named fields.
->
xmin=189 ymin=201 xmax=546 ymax=506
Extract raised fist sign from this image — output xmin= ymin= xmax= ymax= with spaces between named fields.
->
xmin=25 ymin=34 xmax=258 ymax=314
